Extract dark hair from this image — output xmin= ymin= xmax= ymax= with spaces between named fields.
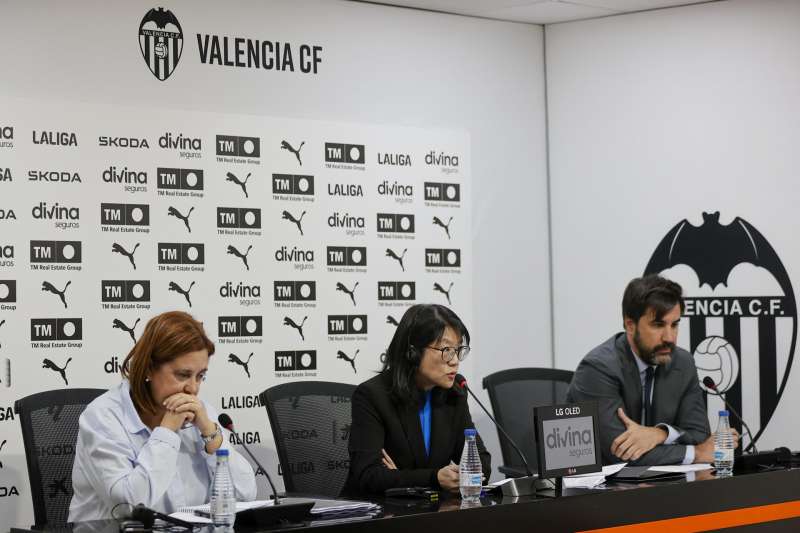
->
xmin=122 ymin=311 xmax=215 ymax=415
xmin=382 ymin=304 xmax=470 ymax=405
xmin=622 ymin=275 xmax=684 ymax=325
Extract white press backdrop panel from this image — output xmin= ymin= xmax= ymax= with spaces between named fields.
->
xmin=0 ymin=94 xmax=471 ymax=511
xmin=0 ymin=0 xmax=550 ymax=526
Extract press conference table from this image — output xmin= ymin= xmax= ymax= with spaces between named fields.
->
xmin=11 ymin=468 xmax=800 ymax=533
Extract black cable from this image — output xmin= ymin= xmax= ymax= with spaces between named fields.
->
xmin=111 ymin=502 xmax=133 ymax=521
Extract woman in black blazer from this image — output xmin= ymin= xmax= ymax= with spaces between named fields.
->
xmin=344 ymin=304 xmax=491 ymax=495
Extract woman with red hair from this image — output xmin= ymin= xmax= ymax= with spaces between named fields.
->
xmin=69 ymin=311 xmax=257 ymax=521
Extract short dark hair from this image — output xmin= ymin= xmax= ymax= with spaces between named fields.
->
xmin=382 ymin=304 xmax=470 ymax=405
xmin=622 ymin=275 xmax=684 ymax=325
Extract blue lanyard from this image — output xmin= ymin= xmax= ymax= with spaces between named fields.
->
xmin=418 ymin=390 xmax=432 ymax=456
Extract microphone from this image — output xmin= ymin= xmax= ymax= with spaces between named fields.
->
xmin=131 ymin=503 xmax=194 ymax=530
xmin=702 ymin=377 xmax=757 ymax=453
xmin=218 ymin=413 xmax=281 ymax=504
xmin=456 ymin=375 xmax=545 ymax=496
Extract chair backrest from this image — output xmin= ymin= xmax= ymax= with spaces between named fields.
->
xmin=260 ymin=381 xmax=356 ymax=497
xmin=482 ymin=368 xmax=574 ymax=475
xmin=14 ymin=388 xmax=106 ymax=527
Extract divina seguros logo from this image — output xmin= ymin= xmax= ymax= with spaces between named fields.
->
xmin=0 ymin=245 xmax=14 ymax=268
xmin=0 ymin=126 xmax=13 ymax=148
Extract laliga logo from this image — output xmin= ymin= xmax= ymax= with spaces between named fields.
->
xmin=645 ymin=212 xmax=797 ymax=446
xmin=139 ymin=8 xmax=183 ymax=81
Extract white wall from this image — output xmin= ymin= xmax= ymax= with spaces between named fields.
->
xmin=547 ymin=0 xmax=800 ymax=449
xmin=0 ymin=0 xmax=549 ymax=525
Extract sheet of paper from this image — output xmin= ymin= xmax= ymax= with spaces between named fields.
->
xmin=563 ymin=463 xmax=627 ymax=489
xmin=649 ymin=463 xmax=712 ymax=473
xmin=174 ymin=499 xmax=275 ymax=515
xmin=566 ymin=463 xmax=627 ymax=478
xmin=166 ymin=512 xmax=212 ymax=524
xmin=563 ymin=475 xmax=606 ymax=488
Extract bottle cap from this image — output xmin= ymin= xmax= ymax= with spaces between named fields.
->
xmin=216 ymin=448 xmax=230 ymax=456
xmin=464 ymin=428 xmax=477 ymax=437
xmin=719 ymin=410 xmax=729 ymax=416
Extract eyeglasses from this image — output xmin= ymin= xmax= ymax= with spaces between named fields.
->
xmin=425 ymin=345 xmax=471 ymax=362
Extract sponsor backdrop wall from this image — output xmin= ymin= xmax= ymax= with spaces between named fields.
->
xmin=0 ymin=0 xmax=549 ymax=526
xmin=547 ymin=0 xmax=800 ymax=453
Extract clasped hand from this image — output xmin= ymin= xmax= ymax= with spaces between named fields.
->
xmin=694 ymin=428 xmax=740 ymax=463
xmin=611 ymin=408 xmax=668 ymax=462
xmin=381 ymin=449 xmax=482 ymax=493
xmin=160 ymin=392 xmax=215 ymax=436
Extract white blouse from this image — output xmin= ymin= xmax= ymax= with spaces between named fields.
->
xmin=69 ymin=381 xmax=257 ymax=521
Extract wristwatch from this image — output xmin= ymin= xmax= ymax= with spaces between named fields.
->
xmin=201 ymin=423 xmax=221 ymax=444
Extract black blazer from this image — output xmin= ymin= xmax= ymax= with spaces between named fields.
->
xmin=344 ymin=372 xmax=491 ymax=495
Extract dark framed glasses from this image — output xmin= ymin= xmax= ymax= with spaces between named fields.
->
xmin=425 ymin=345 xmax=471 ymax=362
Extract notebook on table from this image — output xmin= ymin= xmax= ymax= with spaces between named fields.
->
xmin=607 ymin=466 xmax=686 ymax=483
xmin=172 ymin=497 xmax=381 ymax=524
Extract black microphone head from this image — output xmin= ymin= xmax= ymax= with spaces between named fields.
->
xmin=218 ymin=412 xmax=234 ymax=431
xmin=131 ymin=504 xmax=155 ymax=528
xmin=455 ymin=374 xmax=467 ymax=390
xmin=702 ymin=376 xmax=717 ymax=390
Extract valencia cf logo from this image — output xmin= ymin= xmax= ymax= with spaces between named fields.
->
xmin=138 ymin=8 xmax=183 ymax=81
xmin=645 ymin=212 xmax=796 ymax=448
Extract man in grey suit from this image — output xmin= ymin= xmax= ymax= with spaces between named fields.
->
xmin=567 ymin=275 xmax=738 ymax=465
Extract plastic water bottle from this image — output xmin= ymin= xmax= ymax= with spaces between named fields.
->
xmin=211 ymin=449 xmax=236 ymax=526
xmin=459 ymin=429 xmax=483 ymax=503
xmin=714 ymin=410 xmax=735 ymax=477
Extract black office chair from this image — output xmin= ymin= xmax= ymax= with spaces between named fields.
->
xmin=14 ymin=388 xmax=106 ymax=527
xmin=260 ymin=381 xmax=356 ymax=497
xmin=482 ymin=368 xmax=574 ymax=477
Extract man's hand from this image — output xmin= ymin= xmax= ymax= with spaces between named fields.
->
xmin=611 ymin=408 xmax=668 ymax=461
xmin=694 ymin=435 xmax=715 ymax=463
xmin=694 ymin=428 xmax=740 ymax=464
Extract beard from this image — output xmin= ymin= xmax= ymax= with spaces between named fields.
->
xmin=633 ymin=328 xmax=675 ymax=366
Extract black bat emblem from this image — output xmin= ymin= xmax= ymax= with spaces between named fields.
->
xmin=645 ymin=211 xmax=793 ymax=294
xmin=141 ymin=7 xmax=182 ymax=30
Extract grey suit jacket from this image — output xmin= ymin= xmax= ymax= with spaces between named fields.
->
xmin=566 ymin=333 xmax=710 ymax=465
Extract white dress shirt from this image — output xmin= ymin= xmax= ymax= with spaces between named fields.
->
xmin=69 ymin=381 xmax=257 ymax=521
xmin=631 ymin=352 xmax=695 ymax=465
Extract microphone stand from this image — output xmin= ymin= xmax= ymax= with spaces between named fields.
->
xmin=705 ymin=386 xmax=757 ymax=454
xmin=461 ymin=382 xmax=549 ymax=497
xmin=225 ymin=425 xmax=282 ymax=504
xmin=702 ymin=383 xmax=797 ymax=473
xmin=220 ymin=418 xmax=314 ymax=526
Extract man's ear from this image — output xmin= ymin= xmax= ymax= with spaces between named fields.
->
xmin=623 ymin=316 xmax=636 ymax=335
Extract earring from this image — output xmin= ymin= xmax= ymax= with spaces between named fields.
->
xmin=145 ymin=377 xmax=151 ymax=383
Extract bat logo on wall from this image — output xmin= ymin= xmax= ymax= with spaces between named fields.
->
xmin=644 ymin=211 xmax=796 ymax=449
xmin=645 ymin=212 xmax=793 ymax=292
